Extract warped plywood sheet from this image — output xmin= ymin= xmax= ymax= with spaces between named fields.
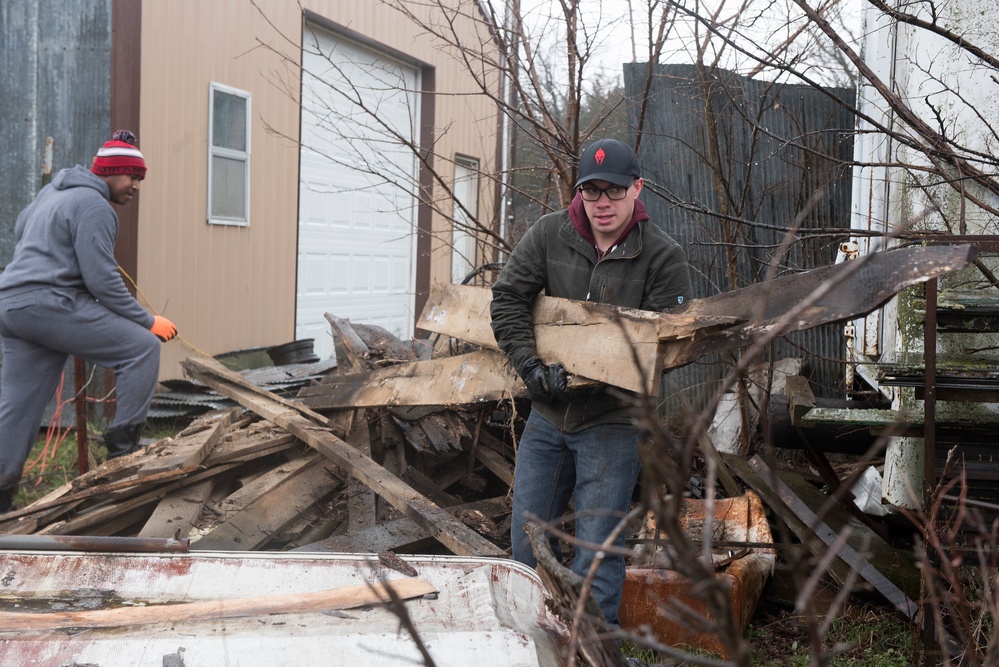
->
xmin=419 ymin=244 xmax=975 ymax=394
xmin=661 ymin=243 xmax=975 ymax=369
xmin=296 ymin=349 xmax=524 ymax=409
xmin=418 ymin=283 xmax=736 ymax=395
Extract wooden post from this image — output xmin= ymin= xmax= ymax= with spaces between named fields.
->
xmin=74 ymin=357 xmax=89 ymax=474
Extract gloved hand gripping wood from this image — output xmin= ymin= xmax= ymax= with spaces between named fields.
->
xmin=521 ymin=358 xmax=572 ymax=402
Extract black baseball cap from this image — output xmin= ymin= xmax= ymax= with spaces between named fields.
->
xmin=574 ymin=138 xmax=641 ymax=188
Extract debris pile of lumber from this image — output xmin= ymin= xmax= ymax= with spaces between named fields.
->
xmin=0 ymin=243 xmax=978 ymax=561
xmin=0 ymin=314 xmax=519 ymax=557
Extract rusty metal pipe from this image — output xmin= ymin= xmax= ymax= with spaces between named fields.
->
xmin=0 ymin=535 xmax=189 ymax=553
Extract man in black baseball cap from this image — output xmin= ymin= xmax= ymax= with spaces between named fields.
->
xmin=574 ymin=137 xmax=642 ymax=187
xmin=490 ymin=138 xmax=690 ymax=630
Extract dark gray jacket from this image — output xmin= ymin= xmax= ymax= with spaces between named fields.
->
xmin=490 ymin=204 xmax=690 ymax=432
xmin=0 ymin=165 xmax=153 ymax=328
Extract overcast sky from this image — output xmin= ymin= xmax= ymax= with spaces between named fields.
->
xmin=516 ymin=0 xmax=861 ymax=88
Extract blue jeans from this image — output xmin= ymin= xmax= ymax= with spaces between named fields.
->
xmin=511 ymin=411 xmax=641 ymax=625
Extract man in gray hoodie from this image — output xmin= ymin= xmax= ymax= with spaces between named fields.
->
xmin=0 ymin=130 xmax=177 ymax=512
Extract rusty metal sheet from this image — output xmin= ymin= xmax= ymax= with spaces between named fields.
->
xmin=0 ymin=551 xmax=565 ymax=667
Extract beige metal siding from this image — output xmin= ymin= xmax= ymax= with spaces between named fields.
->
xmin=138 ymin=1 xmax=499 ymax=379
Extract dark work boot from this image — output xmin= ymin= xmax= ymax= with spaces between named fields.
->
xmin=103 ymin=423 xmax=145 ymax=459
xmin=0 ymin=487 xmax=15 ymax=514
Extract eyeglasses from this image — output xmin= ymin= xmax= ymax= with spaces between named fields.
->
xmin=577 ymin=183 xmax=632 ymax=202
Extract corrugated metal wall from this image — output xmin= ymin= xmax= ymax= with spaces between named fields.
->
xmin=0 ymin=0 xmax=111 ymax=266
xmin=0 ymin=0 xmax=113 ymax=425
xmin=624 ymin=64 xmax=856 ymax=407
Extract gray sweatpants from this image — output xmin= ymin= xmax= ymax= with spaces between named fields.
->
xmin=0 ymin=288 xmax=160 ymax=489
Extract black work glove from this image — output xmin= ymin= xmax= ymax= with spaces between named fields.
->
xmin=521 ymin=359 xmax=572 ymax=403
xmin=544 ymin=362 xmax=571 ymax=402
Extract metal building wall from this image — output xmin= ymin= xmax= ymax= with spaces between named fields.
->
xmin=0 ymin=0 xmax=111 ymax=266
xmin=0 ymin=0 xmax=113 ymax=426
xmin=138 ymin=0 xmax=502 ymax=379
xmin=624 ymin=63 xmax=856 ymax=408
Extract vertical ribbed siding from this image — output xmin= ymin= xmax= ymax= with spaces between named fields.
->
xmin=624 ymin=64 xmax=856 ymax=407
xmin=0 ymin=0 xmax=113 ymax=423
xmin=0 ymin=0 xmax=112 ymax=266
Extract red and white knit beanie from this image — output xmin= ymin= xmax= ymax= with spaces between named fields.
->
xmin=91 ymin=129 xmax=146 ymax=179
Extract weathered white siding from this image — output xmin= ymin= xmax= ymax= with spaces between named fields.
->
xmin=850 ymin=0 xmax=999 ymax=506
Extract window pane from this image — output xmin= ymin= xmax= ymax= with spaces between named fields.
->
xmin=212 ymin=90 xmax=247 ymax=151
xmin=211 ymin=155 xmax=246 ymax=219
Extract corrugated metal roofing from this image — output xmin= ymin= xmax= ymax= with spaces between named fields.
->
xmin=625 ymin=63 xmax=856 ymax=405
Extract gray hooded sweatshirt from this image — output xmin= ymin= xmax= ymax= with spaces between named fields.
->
xmin=0 ymin=165 xmax=153 ymax=328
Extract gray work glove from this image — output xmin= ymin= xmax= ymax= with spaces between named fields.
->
xmin=522 ymin=359 xmax=572 ymax=402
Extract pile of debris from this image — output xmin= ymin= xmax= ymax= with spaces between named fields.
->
xmin=0 ymin=245 xmax=976 ymax=662
xmin=2 ymin=245 xmax=971 ymax=550
xmin=0 ymin=315 xmax=516 ymax=558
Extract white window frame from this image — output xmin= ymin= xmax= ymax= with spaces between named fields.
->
xmin=207 ymin=82 xmax=251 ymax=226
xmin=451 ymin=156 xmax=480 ymax=284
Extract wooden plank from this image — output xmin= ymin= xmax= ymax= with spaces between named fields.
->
xmin=419 ymin=245 xmax=974 ymax=393
xmin=474 ymin=431 xmax=515 ymax=487
xmin=138 ymin=408 xmax=243 ymax=476
xmin=79 ymin=506 xmax=152 ymax=538
xmin=203 ymin=430 xmax=301 ymax=466
xmin=0 ymin=578 xmax=437 ymax=632
xmin=418 ymin=283 xmax=712 ymax=395
xmin=193 ymin=457 xmax=342 ymax=551
xmin=420 ymin=282 xmax=737 ymax=348
xmin=297 ymin=349 xmax=526 ymax=408
xmin=733 ymin=454 xmax=918 ymax=618
xmin=189 ymin=355 xmax=347 ymax=437
xmin=0 ymin=481 xmax=78 ymax=534
xmin=325 ymin=315 xmax=378 ymax=534
xmin=402 ymin=466 xmax=462 ymax=508
xmin=326 ymin=313 xmax=371 ymax=375
xmin=183 ymin=356 xmax=506 ymax=558
xmin=41 ymin=461 xmax=249 ymax=537
xmin=70 ymin=437 xmax=172 ymax=492
xmin=346 ymin=412 xmax=378 ymax=535
xmin=211 ymin=454 xmax=322 ymax=524
xmin=799 ymin=407 xmax=922 ymax=428
xmin=785 ymin=376 xmax=816 ymax=425
xmin=137 ymin=479 xmax=214 ymax=539
xmin=0 ymin=464 xmax=204 ymax=531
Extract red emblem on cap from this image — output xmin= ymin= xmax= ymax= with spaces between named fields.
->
xmin=594 ymin=148 xmax=606 ymax=164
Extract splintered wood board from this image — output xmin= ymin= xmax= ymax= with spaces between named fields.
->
xmin=420 ymin=245 xmax=974 ymax=392
xmin=138 ymin=407 xmax=243 ymax=476
xmin=193 ymin=456 xmax=341 ymax=551
xmin=418 ymin=283 xmax=667 ymax=394
xmin=296 ymin=349 xmax=525 ymax=408
xmin=0 ymin=578 xmax=437 ymax=631
xmin=182 ymin=356 xmax=506 ymax=558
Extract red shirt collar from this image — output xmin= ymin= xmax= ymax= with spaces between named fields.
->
xmin=568 ymin=192 xmax=649 ymax=254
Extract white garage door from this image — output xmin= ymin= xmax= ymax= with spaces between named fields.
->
xmin=297 ymin=27 xmax=420 ymax=360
